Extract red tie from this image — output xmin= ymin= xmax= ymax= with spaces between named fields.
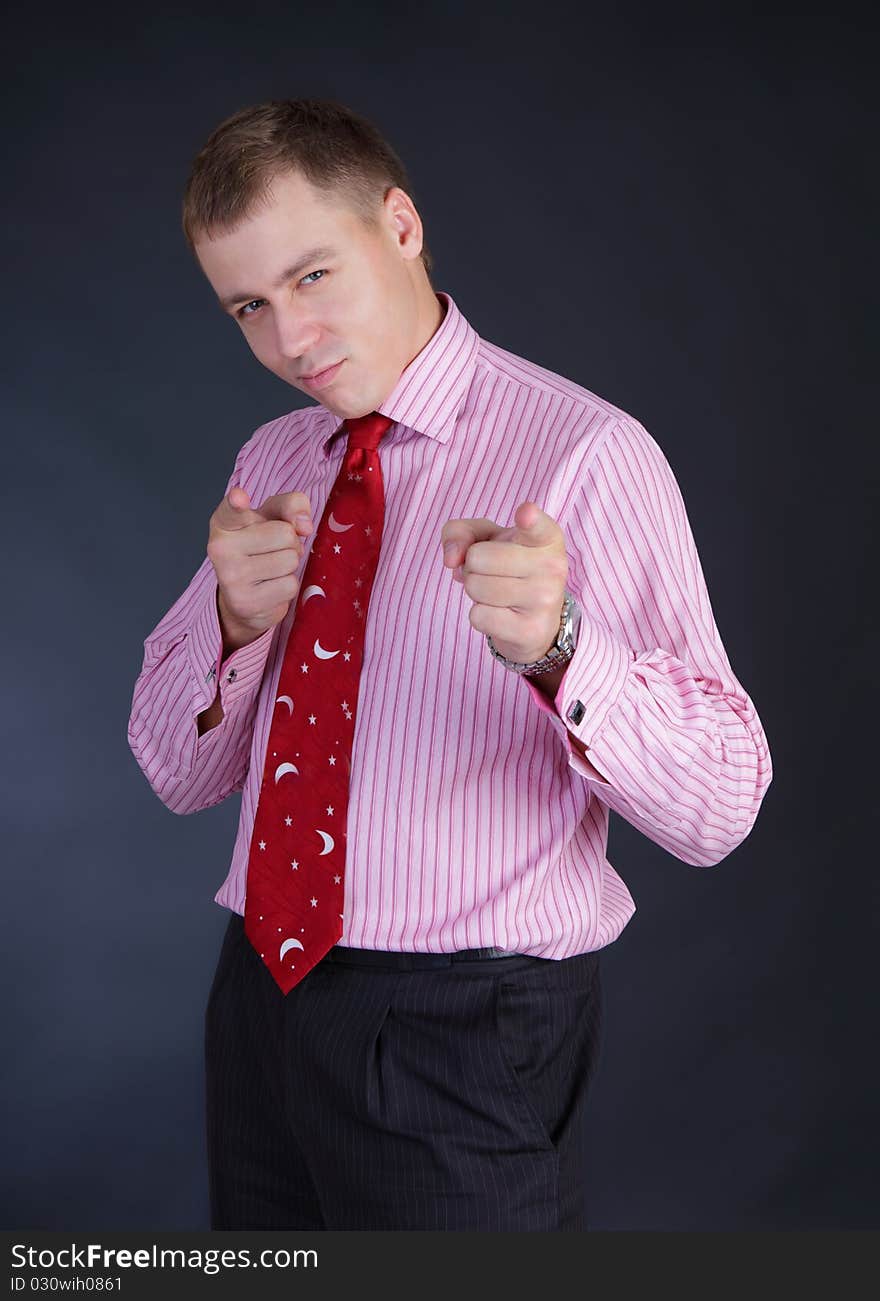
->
xmin=244 ymin=412 xmax=394 ymax=993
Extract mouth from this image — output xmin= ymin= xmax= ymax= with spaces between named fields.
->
xmin=300 ymin=360 xmax=345 ymax=390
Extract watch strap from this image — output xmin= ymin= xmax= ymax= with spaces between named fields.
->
xmin=486 ymin=589 xmax=579 ymax=675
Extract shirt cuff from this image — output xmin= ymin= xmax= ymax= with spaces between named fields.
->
xmin=186 ymin=576 xmax=276 ymax=717
xmin=522 ymin=612 xmax=634 ymax=773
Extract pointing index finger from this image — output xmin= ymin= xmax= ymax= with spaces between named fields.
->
xmin=440 ymin=517 xmax=497 ymax=566
xmin=214 ymin=487 xmax=265 ymax=531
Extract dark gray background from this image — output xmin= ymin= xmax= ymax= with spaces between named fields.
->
xmin=3 ymin=1 xmax=875 ymax=1230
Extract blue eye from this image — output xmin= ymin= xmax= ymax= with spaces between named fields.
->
xmin=237 ymin=269 xmax=327 ymax=318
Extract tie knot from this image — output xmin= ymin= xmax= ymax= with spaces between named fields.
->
xmin=343 ymin=412 xmax=394 ymax=451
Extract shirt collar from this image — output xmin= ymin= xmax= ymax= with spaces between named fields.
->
xmin=317 ymin=291 xmax=480 ymax=459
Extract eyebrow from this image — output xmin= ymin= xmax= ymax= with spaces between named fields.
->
xmin=218 ymin=245 xmax=338 ymax=311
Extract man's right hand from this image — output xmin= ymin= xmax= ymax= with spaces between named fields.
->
xmin=207 ymin=486 xmax=314 ymax=653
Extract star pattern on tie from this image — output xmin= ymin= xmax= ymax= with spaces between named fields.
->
xmin=243 ymin=412 xmax=393 ymax=994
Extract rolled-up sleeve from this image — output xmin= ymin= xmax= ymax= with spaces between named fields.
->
xmin=523 ymin=417 xmax=773 ymax=866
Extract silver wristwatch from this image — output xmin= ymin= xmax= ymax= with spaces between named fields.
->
xmin=486 ymin=589 xmax=582 ymax=675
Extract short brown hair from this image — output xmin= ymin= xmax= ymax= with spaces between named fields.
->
xmin=181 ymin=97 xmax=433 ymax=278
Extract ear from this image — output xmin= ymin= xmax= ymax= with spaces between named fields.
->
xmin=384 ymin=186 xmax=423 ymax=260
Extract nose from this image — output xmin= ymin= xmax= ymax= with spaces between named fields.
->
xmin=273 ymin=303 xmax=320 ymax=364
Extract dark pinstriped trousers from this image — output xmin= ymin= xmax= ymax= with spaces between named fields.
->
xmin=205 ymin=910 xmax=603 ymax=1230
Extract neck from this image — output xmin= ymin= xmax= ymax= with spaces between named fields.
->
xmin=413 ymin=287 xmax=446 ymax=355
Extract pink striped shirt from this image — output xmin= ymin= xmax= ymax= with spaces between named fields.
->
xmin=127 ymin=290 xmax=772 ymax=956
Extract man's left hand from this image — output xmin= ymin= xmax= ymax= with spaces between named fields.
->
xmin=440 ymin=501 xmax=569 ymax=665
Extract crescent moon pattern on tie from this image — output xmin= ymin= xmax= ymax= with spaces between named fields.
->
xmin=244 ymin=411 xmax=393 ymax=994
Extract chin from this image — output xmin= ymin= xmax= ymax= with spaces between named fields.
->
xmin=337 ymin=399 xmax=373 ymax=419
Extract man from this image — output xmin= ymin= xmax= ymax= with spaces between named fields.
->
xmin=128 ymin=98 xmax=772 ymax=1231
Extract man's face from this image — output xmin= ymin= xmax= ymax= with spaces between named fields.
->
xmin=194 ymin=169 xmax=430 ymax=420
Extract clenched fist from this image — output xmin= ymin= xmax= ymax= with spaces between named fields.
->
xmin=207 ymin=486 xmax=314 ymax=653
